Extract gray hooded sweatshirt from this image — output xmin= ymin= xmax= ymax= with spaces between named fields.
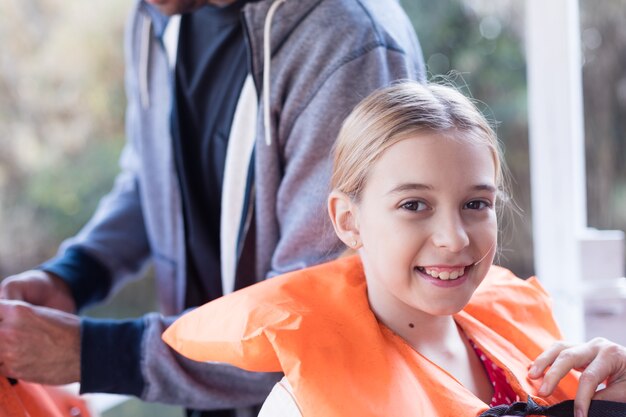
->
xmin=48 ymin=0 xmax=425 ymax=410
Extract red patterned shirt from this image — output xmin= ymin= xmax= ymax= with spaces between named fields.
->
xmin=471 ymin=341 xmax=521 ymax=407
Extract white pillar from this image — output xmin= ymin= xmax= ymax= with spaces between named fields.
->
xmin=526 ymin=0 xmax=586 ymax=342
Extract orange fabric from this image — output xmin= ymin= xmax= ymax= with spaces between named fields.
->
xmin=164 ymin=256 xmax=579 ymax=417
xmin=0 ymin=378 xmax=90 ymax=417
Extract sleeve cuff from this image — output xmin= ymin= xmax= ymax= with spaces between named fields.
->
xmin=79 ymin=317 xmax=146 ymax=396
xmin=40 ymin=247 xmax=112 ymax=311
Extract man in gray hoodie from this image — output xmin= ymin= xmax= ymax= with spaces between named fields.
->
xmin=0 ymin=0 xmax=424 ymax=415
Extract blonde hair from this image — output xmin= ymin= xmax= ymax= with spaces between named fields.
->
xmin=331 ymin=81 xmax=505 ymax=202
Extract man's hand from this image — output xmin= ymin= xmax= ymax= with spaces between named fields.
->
xmin=0 ymin=270 xmax=76 ymax=313
xmin=0 ymin=300 xmax=81 ymax=385
xmin=529 ymin=337 xmax=626 ymax=417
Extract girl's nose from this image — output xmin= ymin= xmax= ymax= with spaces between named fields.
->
xmin=431 ymin=213 xmax=470 ymax=252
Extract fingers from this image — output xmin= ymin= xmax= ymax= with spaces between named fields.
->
xmin=530 ymin=338 xmax=626 ymax=417
xmin=0 ymin=270 xmax=76 ymax=312
xmin=0 ymin=275 xmax=27 ymax=301
xmin=574 ymin=340 xmax=626 ymax=417
xmin=529 ymin=341 xmax=578 ymax=381
xmin=0 ymin=270 xmax=46 ymax=302
xmin=531 ymin=340 xmax=600 ymax=397
xmin=574 ymin=357 xmax=608 ymax=417
xmin=529 ymin=340 xmax=598 ymax=396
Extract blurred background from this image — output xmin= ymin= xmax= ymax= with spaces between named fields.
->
xmin=0 ymin=0 xmax=625 ymax=416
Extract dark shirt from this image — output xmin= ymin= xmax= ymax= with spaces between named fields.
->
xmin=173 ymin=1 xmax=249 ymax=307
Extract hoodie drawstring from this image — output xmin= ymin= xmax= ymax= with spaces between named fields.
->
xmin=139 ymin=13 xmax=152 ymax=109
xmin=263 ymin=0 xmax=287 ymax=146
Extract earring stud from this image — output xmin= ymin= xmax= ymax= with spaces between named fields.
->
xmin=351 ymin=240 xmax=358 ymax=248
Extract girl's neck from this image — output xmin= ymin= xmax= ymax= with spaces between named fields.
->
xmin=368 ymin=292 xmax=494 ymax=403
xmin=368 ymin=290 xmax=460 ymax=351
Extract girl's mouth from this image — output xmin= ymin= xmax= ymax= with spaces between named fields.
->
xmin=415 ymin=266 xmax=466 ymax=281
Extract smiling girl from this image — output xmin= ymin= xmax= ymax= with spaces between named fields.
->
xmin=163 ymin=82 xmax=626 ymax=417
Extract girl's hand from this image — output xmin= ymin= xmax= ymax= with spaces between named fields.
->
xmin=528 ymin=338 xmax=626 ymax=417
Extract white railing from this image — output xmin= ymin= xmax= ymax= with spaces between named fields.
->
xmin=526 ymin=0 xmax=625 ymax=342
xmin=64 ymin=384 xmax=129 ymax=416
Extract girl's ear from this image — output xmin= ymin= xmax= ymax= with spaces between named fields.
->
xmin=328 ymin=190 xmax=361 ymax=249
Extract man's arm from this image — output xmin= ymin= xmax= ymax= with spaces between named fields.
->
xmin=137 ymin=313 xmax=283 ymax=407
xmin=0 ymin=302 xmax=280 ymax=408
xmin=80 ymin=314 xmax=283 ymax=407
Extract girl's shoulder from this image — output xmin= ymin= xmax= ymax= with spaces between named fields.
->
xmin=464 ymin=265 xmax=563 ymax=351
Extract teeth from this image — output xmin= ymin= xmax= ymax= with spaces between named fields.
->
xmin=420 ymin=266 xmax=465 ymax=280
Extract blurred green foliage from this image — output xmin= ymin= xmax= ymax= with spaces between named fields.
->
xmin=23 ymin=139 xmax=123 ymax=241
xmin=0 ymin=1 xmax=128 ymax=274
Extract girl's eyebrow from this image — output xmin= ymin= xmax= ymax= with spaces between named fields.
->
xmin=473 ymin=184 xmax=497 ymax=193
xmin=387 ymin=183 xmax=497 ymax=195
xmin=386 ymin=183 xmax=433 ymax=195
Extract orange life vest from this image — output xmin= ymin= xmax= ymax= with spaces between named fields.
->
xmin=0 ymin=378 xmax=90 ymax=417
xmin=164 ymin=256 xmax=578 ymax=417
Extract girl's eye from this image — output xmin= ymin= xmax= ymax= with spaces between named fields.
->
xmin=464 ymin=200 xmax=491 ymax=210
xmin=401 ymin=200 xmax=428 ymax=212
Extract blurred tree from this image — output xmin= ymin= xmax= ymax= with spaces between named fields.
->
xmin=581 ymin=0 xmax=626 ymax=241
xmin=0 ymin=1 xmax=127 ymax=276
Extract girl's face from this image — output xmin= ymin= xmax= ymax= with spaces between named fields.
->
xmin=353 ymin=133 xmax=498 ymax=321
